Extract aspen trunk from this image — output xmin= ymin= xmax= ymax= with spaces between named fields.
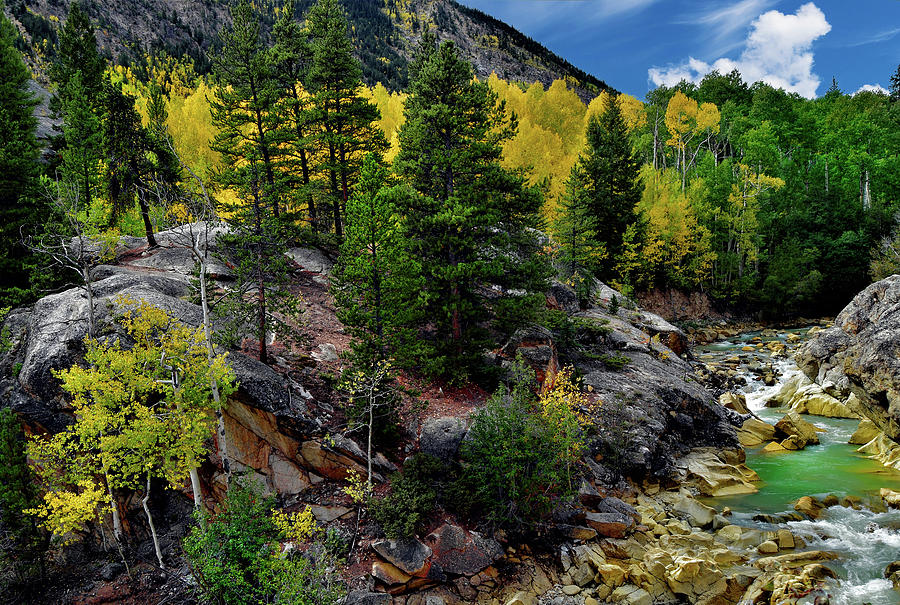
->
xmin=142 ymin=475 xmax=164 ymax=569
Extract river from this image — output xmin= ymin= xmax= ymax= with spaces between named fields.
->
xmin=697 ymin=328 xmax=900 ymax=604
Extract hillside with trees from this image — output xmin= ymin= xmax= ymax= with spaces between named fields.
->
xmin=5 ymin=0 xmax=611 ymax=96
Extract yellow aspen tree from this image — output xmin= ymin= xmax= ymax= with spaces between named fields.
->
xmin=28 ymin=298 xmax=236 ymax=566
xmin=665 ymin=91 xmax=720 ymax=190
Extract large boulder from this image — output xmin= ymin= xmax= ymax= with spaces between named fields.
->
xmin=419 ymin=417 xmax=467 ymax=462
xmin=674 ymin=448 xmax=759 ymax=497
xmin=573 ymin=307 xmax=739 ymax=481
xmin=372 ymin=538 xmax=433 ymax=576
xmin=423 ymin=523 xmax=503 ymax=577
xmin=774 ymin=412 xmax=820 ymax=448
xmin=769 ymin=374 xmax=857 ymax=418
xmin=738 ymin=418 xmax=776 ymax=447
xmin=795 ymin=275 xmax=900 ymax=441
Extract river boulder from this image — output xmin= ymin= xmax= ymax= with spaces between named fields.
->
xmin=768 ymin=374 xmax=858 ymax=418
xmin=774 ymin=411 xmax=820 ymax=447
xmin=795 ymin=275 xmax=900 ymax=442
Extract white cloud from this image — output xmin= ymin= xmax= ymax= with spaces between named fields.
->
xmin=648 ymin=2 xmax=832 ymax=98
xmin=685 ymin=0 xmax=776 ymax=54
xmin=855 ymin=84 xmax=889 ymax=95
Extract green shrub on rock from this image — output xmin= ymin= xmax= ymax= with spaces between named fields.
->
xmin=455 ymin=356 xmax=588 ymax=528
xmin=183 ymin=479 xmax=344 ymax=605
xmin=370 ymin=454 xmax=444 ymax=539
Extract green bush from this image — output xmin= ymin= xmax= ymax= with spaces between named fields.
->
xmin=607 ymin=294 xmax=619 ymax=315
xmin=455 ymin=356 xmax=585 ymax=528
xmin=0 ymin=408 xmax=47 ymax=595
xmin=183 ymin=479 xmax=344 ymax=605
xmin=370 ymin=454 xmax=444 ymax=539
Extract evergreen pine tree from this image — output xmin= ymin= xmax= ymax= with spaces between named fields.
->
xmin=48 ymin=0 xmax=105 ymax=111
xmin=306 ymin=0 xmax=387 ymax=238
xmin=554 ymin=165 xmax=604 ymax=306
xmin=331 ymin=154 xmax=422 ymax=370
xmin=0 ymin=3 xmax=42 ymax=306
xmin=50 ymin=2 xmax=106 ymax=221
xmin=102 ymin=83 xmax=157 ymax=245
xmin=890 ymin=64 xmax=900 ymax=103
xmin=395 ymin=37 xmax=547 ymax=381
xmin=210 ymin=0 xmax=283 ymax=218
xmin=271 ymin=0 xmax=317 ymax=228
xmin=578 ymin=95 xmax=641 ymax=280
xmin=216 ymin=178 xmax=296 ymax=366
xmin=58 ymin=73 xmax=102 ymax=213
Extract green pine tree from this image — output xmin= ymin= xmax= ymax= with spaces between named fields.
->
xmin=102 ymin=82 xmax=157 ymax=245
xmin=579 ymin=95 xmax=641 ymax=280
xmin=271 ymin=0 xmax=317 ymax=229
xmin=210 ymin=0 xmax=283 ymax=218
xmin=306 ymin=0 xmax=387 ymax=238
xmin=554 ymin=165 xmax=604 ymax=306
xmin=331 ymin=154 xmax=423 ymax=370
xmin=58 ymin=72 xmax=102 ymax=213
xmin=394 ymin=37 xmax=548 ymax=381
xmin=890 ymin=64 xmax=900 ymax=103
xmin=48 ymin=0 xmax=105 ymax=111
xmin=0 ymin=3 xmax=42 ymax=306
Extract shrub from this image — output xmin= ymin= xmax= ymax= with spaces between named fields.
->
xmin=456 ymin=357 xmax=587 ymax=528
xmin=183 ymin=480 xmax=344 ymax=605
xmin=608 ymin=294 xmax=619 ymax=315
xmin=0 ymin=408 xmax=46 ymax=594
xmin=370 ymin=454 xmax=444 ymax=539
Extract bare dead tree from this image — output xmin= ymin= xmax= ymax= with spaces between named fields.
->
xmin=24 ymin=177 xmax=118 ymax=338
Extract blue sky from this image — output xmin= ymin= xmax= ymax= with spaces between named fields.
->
xmin=457 ymin=0 xmax=900 ymax=100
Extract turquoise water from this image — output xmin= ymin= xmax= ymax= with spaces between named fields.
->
xmin=697 ymin=329 xmax=900 ymax=604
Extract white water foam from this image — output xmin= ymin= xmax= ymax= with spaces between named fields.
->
xmin=788 ymin=507 xmax=900 ymax=604
xmin=743 ymin=357 xmax=802 ymax=412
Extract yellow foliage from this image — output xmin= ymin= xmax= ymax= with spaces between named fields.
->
xmin=343 ymin=468 xmax=370 ymax=504
xmin=638 ymin=166 xmax=717 ymax=288
xmin=166 ymin=80 xmax=221 ymax=178
xmin=665 ymin=91 xmax=698 ymax=151
xmin=272 ymin=506 xmax=318 ymax=543
xmin=26 ymin=479 xmax=108 ymax=545
xmin=537 ymin=366 xmax=596 ymax=470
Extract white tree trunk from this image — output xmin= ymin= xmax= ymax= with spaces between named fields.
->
xmin=142 ymin=475 xmax=165 ymax=569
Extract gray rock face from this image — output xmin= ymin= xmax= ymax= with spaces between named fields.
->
xmin=286 ymin=247 xmax=334 ymax=275
xmin=575 ymin=311 xmax=738 ymax=480
xmin=795 ymin=275 xmax=900 ymax=441
xmin=496 ymin=280 xmax=738 ymax=483
xmin=344 ymin=591 xmax=392 ymax=605
xmin=420 ymin=417 xmax=468 ymax=462
xmin=372 ymin=538 xmax=432 ymax=575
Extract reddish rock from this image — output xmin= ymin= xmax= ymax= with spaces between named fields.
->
xmin=300 ymin=440 xmax=367 ymax=481
xmin=585 ymin=512 xmax=631 ymax=539
xmin=423 ymin=523 xmax=503 ymax=577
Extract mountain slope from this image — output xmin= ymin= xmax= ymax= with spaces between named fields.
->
xmin=6 ymin=0 xmax=611 ymax=98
